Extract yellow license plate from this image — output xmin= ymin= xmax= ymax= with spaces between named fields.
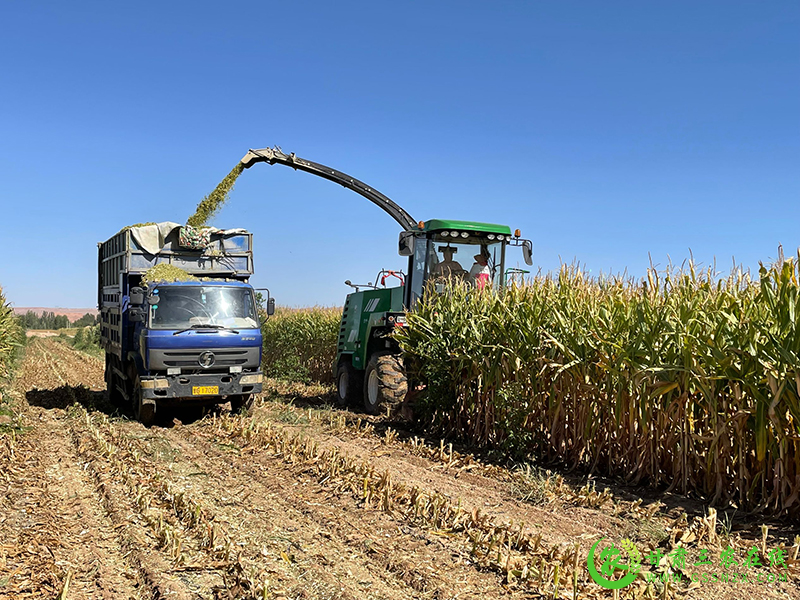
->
xmin=192 ymin=386 xmax=219 ymax=395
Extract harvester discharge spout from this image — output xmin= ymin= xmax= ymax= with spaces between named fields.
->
xmin=240 ymin=146 xmax=417 ymax=231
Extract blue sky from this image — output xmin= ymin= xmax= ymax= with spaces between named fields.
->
xmin=1 ymin=1 xmax=798 ymax=308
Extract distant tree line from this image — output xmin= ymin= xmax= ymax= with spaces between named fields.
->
xmin=72 ymin=313 xmax=98 ymax=327
xmin=70 ymin=324 xmax=101 ymax=355
xmin=17 ymin=311 xmax=97 ymax=330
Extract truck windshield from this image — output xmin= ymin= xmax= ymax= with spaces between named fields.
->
xmin=148 ymin=286 xmax=259 ymax=330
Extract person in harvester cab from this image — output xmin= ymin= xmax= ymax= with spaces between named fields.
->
xmin=432 ymin=245 xmax=466 ymax=280
xmin=469 ymin=251 xmax=491 ymax=289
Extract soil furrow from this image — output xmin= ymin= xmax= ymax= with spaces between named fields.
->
xmin=1 ymin=340 xmax=139 ymax=599
xmin=2 ymin=338 xmax=798 ymax=600
xmin=151 ymin=422 xmax=500 ymax=599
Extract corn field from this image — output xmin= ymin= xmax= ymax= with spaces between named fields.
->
xmin=397 ymin=253 xmax=800 ymax=517
xmin=260 ymin=307 xmax=341 ymax=384
xmin=0 ymin=285 xmax=23 ymax=383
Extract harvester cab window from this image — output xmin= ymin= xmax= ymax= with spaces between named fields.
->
xmin=408 ymin=236 xmax=429 ymax=306
xmin=408 ymin=235 xmax=506 ymax=304
xmin=429 ymin=237 xmax=504 ymax=289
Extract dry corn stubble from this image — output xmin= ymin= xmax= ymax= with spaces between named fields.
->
xmin=261 ymin=402 xmax=800 ymax=593
xmin=207 ymin=411 xmax=693 ymax=598
xmin=66 ymin=406 xmax=272 ymax=598
xmin=282 ymin=402 xmax=624 ymax=512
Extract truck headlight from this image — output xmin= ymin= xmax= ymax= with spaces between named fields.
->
xmin=240 ymin=374 xmax=263 ymax=385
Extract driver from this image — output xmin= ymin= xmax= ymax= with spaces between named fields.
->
xmin=432 ymin=246 xmax=466 ymax=279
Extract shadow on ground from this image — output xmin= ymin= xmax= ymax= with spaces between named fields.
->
xmin=27 ymin=385 xmax=112 ymax=413
xmin=24 ymin=385 xmax=215 ymax=426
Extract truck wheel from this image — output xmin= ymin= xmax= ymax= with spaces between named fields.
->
xmin=132 ymin=376 xmax=156 ymax=426
xmin=105 ymin=354 xmax=124 ymax=406
xmin=363 ymin=352 xmax=407 ymax=415
xmin=336 ymin=361 xmax=362 ymax=407
xmin=230 ymin=394 xmax=254 ymax=414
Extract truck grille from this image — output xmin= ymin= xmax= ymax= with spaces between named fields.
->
xmin=148 ymin=347 xmax=260 ymax=371
xmin=162 ymin=349 xmax=248 ymax=367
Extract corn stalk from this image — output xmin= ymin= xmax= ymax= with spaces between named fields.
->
xmin=397 ymin=255 xmax=800 ymax=517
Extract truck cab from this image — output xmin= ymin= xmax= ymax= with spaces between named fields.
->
xmin=99 ymin=224 xmax=271 ymax=424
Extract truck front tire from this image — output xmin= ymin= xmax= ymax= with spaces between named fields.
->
xmin=336 ymin=360 xmax=362 ymax=407
xmin=105 ymin=354 xmax=125 ymax=406
xmin=230 ymin=394 xmax=254 ymax=414
xmin=132 ymin=376 xmax=156 ymax=426
xmin=363 ymin=352 xmax=407 ymax=415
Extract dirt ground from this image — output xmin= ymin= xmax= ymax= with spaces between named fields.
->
xmin=0 ymin=338 xmax=798 ymax=599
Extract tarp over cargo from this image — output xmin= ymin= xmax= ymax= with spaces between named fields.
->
xmin=129 ymin=222 xmax=248 ymax=255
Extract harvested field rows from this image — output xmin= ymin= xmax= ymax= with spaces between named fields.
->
xmin=0 ymin=338 xmax=798 ymax=599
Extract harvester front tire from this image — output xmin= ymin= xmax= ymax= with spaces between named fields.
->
xmin=133 ymin=377 xmax=156 ymax=426
xmin=336 ymin=361 xmax=362 ymax=407
xmin=363 ymin=352 xmax=407 ymax=415
xmin=230 ymin=394 xmax=254 ymax=414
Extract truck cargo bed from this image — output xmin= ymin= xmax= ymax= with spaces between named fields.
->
xmin=98 ymin=224 xmax=254 ymax=358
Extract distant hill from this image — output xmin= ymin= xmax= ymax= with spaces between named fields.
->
xmin=13 ymin=307 xmax=98 ymax=322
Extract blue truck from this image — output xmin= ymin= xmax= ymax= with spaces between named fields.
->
xmin=98 ymin=223 xmax=272 ymax=424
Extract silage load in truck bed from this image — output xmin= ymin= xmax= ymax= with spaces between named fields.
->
xmin=119 ymin=222 xmax=158 ymax=232
xmin=140 ymin=264 xmax=198 ymax=285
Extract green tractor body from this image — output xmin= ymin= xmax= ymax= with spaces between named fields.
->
xmin=334 ymin=218 xmax=531 ymax=414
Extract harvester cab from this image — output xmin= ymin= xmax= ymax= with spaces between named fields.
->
xmin=239 ymin=146 xmax=533 ymax=415
xmin=401 ymin=219 xmax=532 ymax=302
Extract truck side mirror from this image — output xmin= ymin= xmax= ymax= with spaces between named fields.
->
xmin=398 ymin=231 xmax=415 ymax=256
xmin=254 ymin=288 xmax=274 ymax=317
xmin=129 ymin=307 xmax=145 ymax=322
xmin=522 ymin=240 xmax=533 ymax=266
xmin=130 ymin=287 xmax=144 ymax=305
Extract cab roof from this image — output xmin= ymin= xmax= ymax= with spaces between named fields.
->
xmin=422 ymin=219 xmax=512 ymax=236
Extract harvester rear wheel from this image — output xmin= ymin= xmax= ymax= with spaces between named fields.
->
xmin=336 ymin=360 xmax=362 ymax=407
xmin=363 ymin=352 xmax=407 ymax=415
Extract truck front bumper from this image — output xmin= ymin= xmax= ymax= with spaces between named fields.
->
xmin=139 ymin=371 xmax=263 ymax=405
